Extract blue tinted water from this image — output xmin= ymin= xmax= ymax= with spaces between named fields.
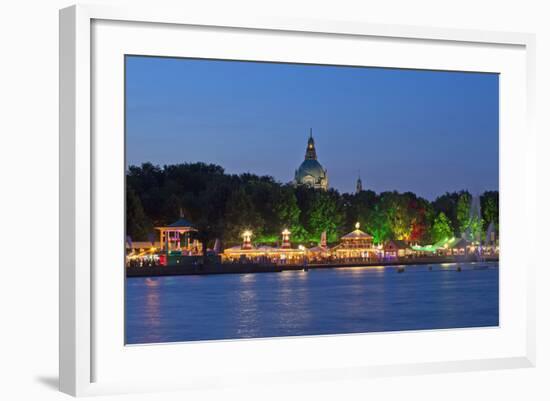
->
xmin=125 ymin=263 xmax=499 ymax=344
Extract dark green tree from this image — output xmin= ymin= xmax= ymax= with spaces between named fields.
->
xmin=481 ymin=190 xmax=499 ymax=232
xmin=366 ymin=204 xmax=392 ymax=244
xmin=161 ymin=194 xmax=182 ymax=223
xmin=305 ymin=189 xmax=344 ymax=243
xmin=223 ymin=188 xmax=264 ymax=245
xmin=433 ymin=192 xmax=459 ymax=235
xmin=456 ymin=191 xmax=472 ymax=236
xmin=431 ymin=212 xmax=453 ymax=243
xmin=126 ymin=185 xmax=152 ymax=241
xmin=126 ymin=161 xmax=498 ymax=250
xmin=272 ymin=185 xmax=304 ymax=243
xmin=342 ymin=190 xmax=377 ymax=231
xmin=377 ymin=191 xmax=413 ymax=240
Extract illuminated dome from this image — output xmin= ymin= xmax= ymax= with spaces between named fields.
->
xmin=296 ymin=159 xmax=326 ymax=185
xmin=294 ymin=130 xmax=328 ymax=190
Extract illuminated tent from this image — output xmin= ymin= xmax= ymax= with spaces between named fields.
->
xmin=411 ymin=237 xmax=470 ymax=254
xmin=222 ymin=244 xmax=305 ymax=261
xmin=332 ymin=223 xmax=376 ymax=258
xmin=307 ymin=245 xmax=330 ymax=257
xmin=384 ymin=240 xmax=410 ymax=258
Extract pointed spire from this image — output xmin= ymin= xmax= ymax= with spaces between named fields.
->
xmin=305 ymin=129 xmax=317 ymax=160
xmin=356 ymin=170 xmax=363 ymax=194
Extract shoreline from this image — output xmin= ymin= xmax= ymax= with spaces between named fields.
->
xmin=126 ymin=256 xmax=499 ymax=278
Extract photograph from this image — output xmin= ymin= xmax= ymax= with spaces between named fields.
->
xmin=2 ymin=0 xmax=545 ymax=399
xmin=124 ymin=56 xmax=499 ymax=345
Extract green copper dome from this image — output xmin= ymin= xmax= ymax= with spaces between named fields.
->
xmin=294 ymin=131 xmax=328 ymax=190
xmin=296 ymin=159 xmax=326 ymax=181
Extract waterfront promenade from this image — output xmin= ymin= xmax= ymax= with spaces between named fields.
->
xmin=126 ymin=255 xmax=499 ymax=277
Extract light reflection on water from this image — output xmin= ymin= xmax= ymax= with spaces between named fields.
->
xmin=135 ymin=278 xmax=162 ymax=343
xmin=125 ymin=262 xmax=499 ymax=344
xmin=236 ymin=274 xmax=259 ymax=338
xmin=276 ymin=270 xmax=312 ymax=336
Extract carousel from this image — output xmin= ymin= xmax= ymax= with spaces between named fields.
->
xmin=331 ymin=222 xmax=378 ymax=259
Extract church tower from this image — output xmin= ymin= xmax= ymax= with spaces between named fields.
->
xmin=305 ymin=129 xmax=317 ymax=160
xmin=356 ymin=173 xmax=363 ymax=194
xmin=294 ymin=129 xmax=328 ymax=191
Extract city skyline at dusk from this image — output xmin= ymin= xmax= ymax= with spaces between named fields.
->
xmin=125 ymin=55 xmax=500 ymax=345
xmin=126 ymin=56 xmax=499 ymax=200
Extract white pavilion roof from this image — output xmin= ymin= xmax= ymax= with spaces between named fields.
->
xmin=341 ymin=228 xmax=373 ymax=240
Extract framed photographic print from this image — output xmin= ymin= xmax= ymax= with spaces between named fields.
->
xmin=124 ymin=56 xmax=501 ymax=344
xmin=60 ymin=4 xmax=536 ymax=396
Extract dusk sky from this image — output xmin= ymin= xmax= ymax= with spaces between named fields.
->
xmin=125 ymin=56 xmax=499 ymax=200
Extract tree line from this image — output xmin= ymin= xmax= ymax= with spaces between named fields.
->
xmin=127 ymin=162 xmax=499 ymax=249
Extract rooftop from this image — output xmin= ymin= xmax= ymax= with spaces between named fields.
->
xmin=341 ymin=222 xmax=373 ymax=240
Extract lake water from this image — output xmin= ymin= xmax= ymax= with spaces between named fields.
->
xmin=125 ymin=262 xmax=499 ymax=344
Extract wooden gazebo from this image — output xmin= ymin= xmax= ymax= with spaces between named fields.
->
xmin=155 ymin=217 xmax=198 ymax=252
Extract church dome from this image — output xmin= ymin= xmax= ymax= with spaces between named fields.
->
xmin=296 ymin=159 xmax=326 ymax=182
xmin=294 ymin=130 xmax=328 ymax=190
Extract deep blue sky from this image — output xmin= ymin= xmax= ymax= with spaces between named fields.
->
xmin=125 ymin=56 xmax=499 ymax=200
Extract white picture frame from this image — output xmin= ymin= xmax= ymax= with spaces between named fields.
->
xmin=59 ymin=4 xmax=536 ymax=397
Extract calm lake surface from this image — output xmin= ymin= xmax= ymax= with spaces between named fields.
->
xmin=125 ymin=262 xmax=499 ymax=344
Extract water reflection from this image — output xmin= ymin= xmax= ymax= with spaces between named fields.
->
xmin=275 ymin=270 xmax=311 ymax=335
xmin=236 ymin=274 xmax=259 ymax=337
xmin=142 ymin=278 xmax=161 ymax=342
xmin=126 ymin=263 xmax=499 ymax=344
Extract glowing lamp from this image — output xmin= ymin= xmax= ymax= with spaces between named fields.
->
xmin=242 ymin=230 xmax=253 ymax=250
xmin=281 ymin=228 xmax=291 ymax=249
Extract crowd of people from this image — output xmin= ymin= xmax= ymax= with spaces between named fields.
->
xmin=126 ymin=255 xmax=161 ymax=268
